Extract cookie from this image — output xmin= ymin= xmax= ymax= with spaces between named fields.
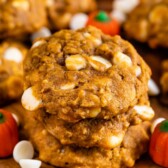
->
xmin=45 ymin=0 xmax=97 ymax=29
xmin=23 ymin=108 xmax=151 ymax=168
xmin=0 ymin=0 xmax=47 ymax=39
xmin=124 ymin=0 xmax=168 ymax=48
xmin=0 ymin=40 xmax=27 ymax=105
xmin=41 ymin=102 xmax=153 ymax=149
xmin=21 ymin=26 xmax=154 ymax=168
xmin=23 ymin=26 xmax=151 ymax=122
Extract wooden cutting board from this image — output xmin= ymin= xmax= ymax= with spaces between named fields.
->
xmin=0 ymin=42 xmax=167 ymax=168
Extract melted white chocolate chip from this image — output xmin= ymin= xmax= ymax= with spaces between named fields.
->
xmin=135 ymin=66 xmax=142 ymax=77
xmin=132 ymin=105 xmax=155 ymax=120
xmin=12 ymin=0 xmax=30 ymax=10
xmin=89 ymin=56 xmax=112 ymax=72
xmin=32 ymin=40 xmax=46 ymax=49
xmin=83 ymin=32 xmax=102 ymax=46
xmin=107 ymin=133 xmax=124 ymax=148
xmin=65 ymin=55 xmax=87 ymax=71
xmin=60 ymin=83 xmax=76 ymax=90
xmin=113 ymin=52 xmax=132 ymax=67
xmin=70 ymin=13 xmax=88 ymax=30
xmin=21 ymin=87 xmax=42 ymax=111
xmin=31 ymin=27 xmax=51 ymax=42
xmin=148 ymin=78 xmax=160 ymax=96
xmin=4 ymin=47 xmax=23 ymax=63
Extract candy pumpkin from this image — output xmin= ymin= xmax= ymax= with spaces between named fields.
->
xmin=0 ymin=109 xmax=19 ymax=157
xmin=149 ymin=120 xmax=168 ymax=167
xmin=86 ymin=11 xmax=120 ymax=36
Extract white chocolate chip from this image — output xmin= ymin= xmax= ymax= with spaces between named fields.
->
xmin=133 ymin=105 xmax=155 ymax=120
xmin=89 ymin=56 xmax=112 ymax=71
xmin=151 ymin=118 xmax=166 ymax=133
xmin=83 ymin=32 xmax=91 ymax=38
xmin=21 ymin=87 xmax=42 ymax=111
xmin=60 ymin=83 xmax=75 ymax=90
xmin=83 ymin=32 xmax=102 ymax=46
xmin=12 ymin=0 xmax=29 ymax=10
xmin=4 ymin=47 xmax=23 ymax=63
xmin=107 ymin=133 xmax=124 ymax=148
xmin=94 ymin=38 xmax=102 ymax=46
xmin=13 ymin=141 xmax=34 ymax=163
xmin=32 ymin=40 xmax=46 ymax=49
xmin=110 ymin=9 xmax=126 ymax=24
xmin=89 ymin=107 xmax=101 ymax=118
xmin=148 ymin=78 xmax=160 ymax=96
xmin=113 ymin=0 xmax=140 ymax=13
xmin=12 ymin=113 xmax=20 ymax=126
xmin=19 ymin=159 xmax=41 ymax=168
xmin=46 ymin=0 xmax=54 ymax=6
xmin=70 ymin=13 xmax=88 ymax=30
xmin=113 ymin=52 xmax=132 ymax=67
xmin=135 ymin=66 xmax=141 ymax=77
xmin=65 ymin=55 xmax=87 ymax=71
xmin=31 ymin=27 xmax=51 ymax=42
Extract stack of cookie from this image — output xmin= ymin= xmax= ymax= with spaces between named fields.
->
xmin=21 ymin=26 xmax=154 ymax=168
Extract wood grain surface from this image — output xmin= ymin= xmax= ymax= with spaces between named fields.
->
xmin=0 ymin=42 xmax=167 ymax=168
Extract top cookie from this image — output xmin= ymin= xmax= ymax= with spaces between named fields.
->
xmin=0 ymin=0 xmax=47 ymax=39
xmin=22 ymin=26 xmax=151 ymax=122
xmin=124 ymin=0 xmax=168 ymax=48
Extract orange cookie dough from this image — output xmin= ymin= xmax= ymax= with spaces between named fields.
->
xmin=124 ymin=0 xmax=168 ymax=48
xmin=45 ymin=0 xmax=97 ymax=29
xmin=21 ymin=26 xmax=154 ymax=168
xmin=0 ymin=40 xmax=27 ymax=105
xmin=0 ymin=0 xmax=47 ymax=39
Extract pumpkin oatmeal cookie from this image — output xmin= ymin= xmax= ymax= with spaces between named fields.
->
xmin=23 ymin=108 xmax=152 ymax=168
xmin=0 ymin=40 xmax=27 ymax=106
xmin=45 ymin=0 xmax=97 ymax=30
xmin=0 ymin=0 xmax=47 ymax=39
xmin=21 ymin=26 xmax=154 ymax=168
xmin=41 ymin=101 xmax=153 ymax=149
xmin=23 ymin=26 xmax=151 ymax=122
xmin=124 ymin=0 xmax=168 ymax=48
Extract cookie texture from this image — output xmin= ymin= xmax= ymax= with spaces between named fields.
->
xmin=0 ymin=40 xmax=27 ymax=105
xmin=22 ymin=26 xmax=154 ymax=168
xmin=0 ymin=0 xmax=47 ymax=39
xmin=45 ymin=0 xmax=97 ymax=29
xmin=124 ymin=0 xmax=168 ymax=48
